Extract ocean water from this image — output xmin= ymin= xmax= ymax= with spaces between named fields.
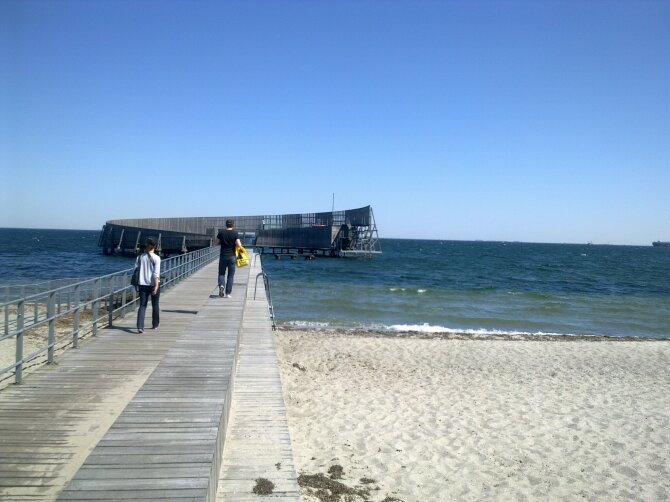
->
xmin=1 ymin=229 xmax=669 ymax=339
xmin=0 ymin=228 xmax=134 ymax=286
xmin=261 ymin=238 xmax=670 ymax=339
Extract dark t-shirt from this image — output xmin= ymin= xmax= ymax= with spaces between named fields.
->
xmin=217 ymin=229 xmax=239 ymax=257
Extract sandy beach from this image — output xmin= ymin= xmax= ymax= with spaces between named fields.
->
xmin=0 ymin=308 xmax=99 ymax=390
xmin=275 ymin=329 xmax=670 ymax=502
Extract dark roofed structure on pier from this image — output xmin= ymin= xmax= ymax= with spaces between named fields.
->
xmin=98 ymin=205 xmax=381 ymax=257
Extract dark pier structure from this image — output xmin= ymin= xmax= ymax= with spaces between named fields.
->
xmin=98 ymin=205 xmax=381 ymax=257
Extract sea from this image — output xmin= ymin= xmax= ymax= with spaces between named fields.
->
xmin=1 ymin=228 xmax=669 ymax=340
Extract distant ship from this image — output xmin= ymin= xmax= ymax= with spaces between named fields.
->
xmin=652 ymin=241 xmax=670 ymax=247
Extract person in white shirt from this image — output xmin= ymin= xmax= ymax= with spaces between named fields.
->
xmin=135 ymin=238 xmax=161 ymax=333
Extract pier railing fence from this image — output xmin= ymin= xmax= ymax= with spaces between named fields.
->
xmin=0 ymin=245 xmax=219 ymax=386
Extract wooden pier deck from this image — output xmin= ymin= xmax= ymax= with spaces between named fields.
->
xmin=0 ymin=255 xmax=300 ymax=501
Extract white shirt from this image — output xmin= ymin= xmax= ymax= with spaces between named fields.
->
xmin=135 ymin=252 xmax=161 ymax=287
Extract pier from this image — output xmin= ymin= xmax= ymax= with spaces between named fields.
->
xmin=98 ymin=205 xmax=381 ymax=257
xmin=0 ymin=252 xmax=300 ymax=501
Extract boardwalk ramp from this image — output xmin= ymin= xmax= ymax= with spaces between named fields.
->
xmin=0 ymin=254 xmax=300 ymax=501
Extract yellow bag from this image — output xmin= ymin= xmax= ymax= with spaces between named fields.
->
xmin=236 ymin=246 xmax=249 ymax=267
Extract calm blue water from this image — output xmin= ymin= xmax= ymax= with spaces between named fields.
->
xmin=261 ymin=238 xmax=670 ymax=339
xmin=1 ymin=229 xmax=669 ymax=339
xmin=0 ymin=228 xmax=134 ymax=286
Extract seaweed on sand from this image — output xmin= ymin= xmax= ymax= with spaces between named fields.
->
xmin=252 ymin=477 xmax=275 ymax=495
xmin=298 ymin=473 xmax=371 ymax=502
xmin=328 ymin=464 xmax=344 ymax=479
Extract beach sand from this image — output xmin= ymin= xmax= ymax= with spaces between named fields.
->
xmin=0 ymin=308 xmax=100 ymax=390
xmin=275 ymin=329 xmax=670 ymax=502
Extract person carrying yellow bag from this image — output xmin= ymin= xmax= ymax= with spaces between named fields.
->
xmin=217 ymin=219 xmax=242 ymax=298
xmin=236 ymin=246 xmax=249 ymax=268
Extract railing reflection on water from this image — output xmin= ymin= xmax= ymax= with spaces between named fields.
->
xmin=0 ymin=245 xmax=219 ymax=385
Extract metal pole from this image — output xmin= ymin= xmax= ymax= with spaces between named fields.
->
xmin=107 ymin=292 xmax=114 ymax=326
xmin=47 ymin=291 xmax=55 ymax=363
xmin=108 ymin=276 xmax=114 ymax=327
xmin=15 ymin=300 xmax=24 ymax=384
xmin=121 ymin=272 xmax=128 ymax=318
xmin=92 ymin=278 xmax=100 ymax=337
xmin=73 ymin=284 xmax=80 ymax=349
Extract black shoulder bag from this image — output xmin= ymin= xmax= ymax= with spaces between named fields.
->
xmin=130 ymin=256 xmax=141 ymax=288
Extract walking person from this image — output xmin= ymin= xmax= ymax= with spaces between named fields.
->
xmin=217 ymin=219 xmax=242 ymax=298
xmin=135 ymin=238 xmax=161 ymax=333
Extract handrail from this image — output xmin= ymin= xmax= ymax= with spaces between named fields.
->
xmin=0 ymin=245 xmax=220 ymax=385
xmin=253 ymin=260 xmax=276 ymax=331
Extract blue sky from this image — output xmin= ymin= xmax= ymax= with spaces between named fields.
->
xmin=2 ymin=0 xmax=668 ymax=245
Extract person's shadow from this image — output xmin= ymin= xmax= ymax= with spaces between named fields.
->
xmin=106 ymin=309 xmax=199 ymax=332
xmin=106 ymin=326 xmax=139 ymax=333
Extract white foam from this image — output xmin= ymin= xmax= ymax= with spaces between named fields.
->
xmin=285 ymin=320 xmax=331 ymax=329
xmin=387 ymin=323 xmax=581 ymax=337
xmin=281 ymin=321 xmax=600 ymax=339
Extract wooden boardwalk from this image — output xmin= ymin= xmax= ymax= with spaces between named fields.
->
xmin=0 ymin=255 xmax=300 ymax=501
xmin=216 ymin=263 xmax=300 ymax=501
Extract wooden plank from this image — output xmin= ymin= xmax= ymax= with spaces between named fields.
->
xmin=216 ymin=258 xmax=300 ymax=501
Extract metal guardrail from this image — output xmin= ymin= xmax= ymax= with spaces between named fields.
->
xmin=254 ymin=271 xmax=276 ymax=331
xmin=1 ymin=278 xmax=99 ymax=304
xmin=252 ymin=252 xmax=276 ymax=330
xmin=0 ymin=245 xmax=220 ymax=385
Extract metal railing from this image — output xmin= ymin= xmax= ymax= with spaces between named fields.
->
xmin=254 ymin=271 xmax=276 ymax=331
xmin=252 ymin=252 xmax=276 ymax=330
xmin=0 ymin=245 xmax=220 ymax=385
xmin=1 ymin=278 xmax=99 ymax=304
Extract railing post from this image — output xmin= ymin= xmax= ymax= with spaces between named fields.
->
xmin=4 ymin=300 xmax=8 ymax=339
xmin=47 ymin=290 xmax=55 ymax=363
xmin=15 ymin=300 xmax=24 ymax=384
xmin=92 ymin=278 xmax=100 ymax=337
xmin=165 ymin=259 xmax=170 ymax=289
xmin=73 ymin=284 xmax=80 ymax=349
xmin=121 ymin=272 xmax=128 ymax=318
xmin=108 ymin=277 xmax=114 ymax=327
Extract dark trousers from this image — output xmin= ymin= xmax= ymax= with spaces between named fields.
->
xmin=218 ymin=255 xmax=237 ymax=295
xmin=137 ymin=285 xmax=160 ymax=330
